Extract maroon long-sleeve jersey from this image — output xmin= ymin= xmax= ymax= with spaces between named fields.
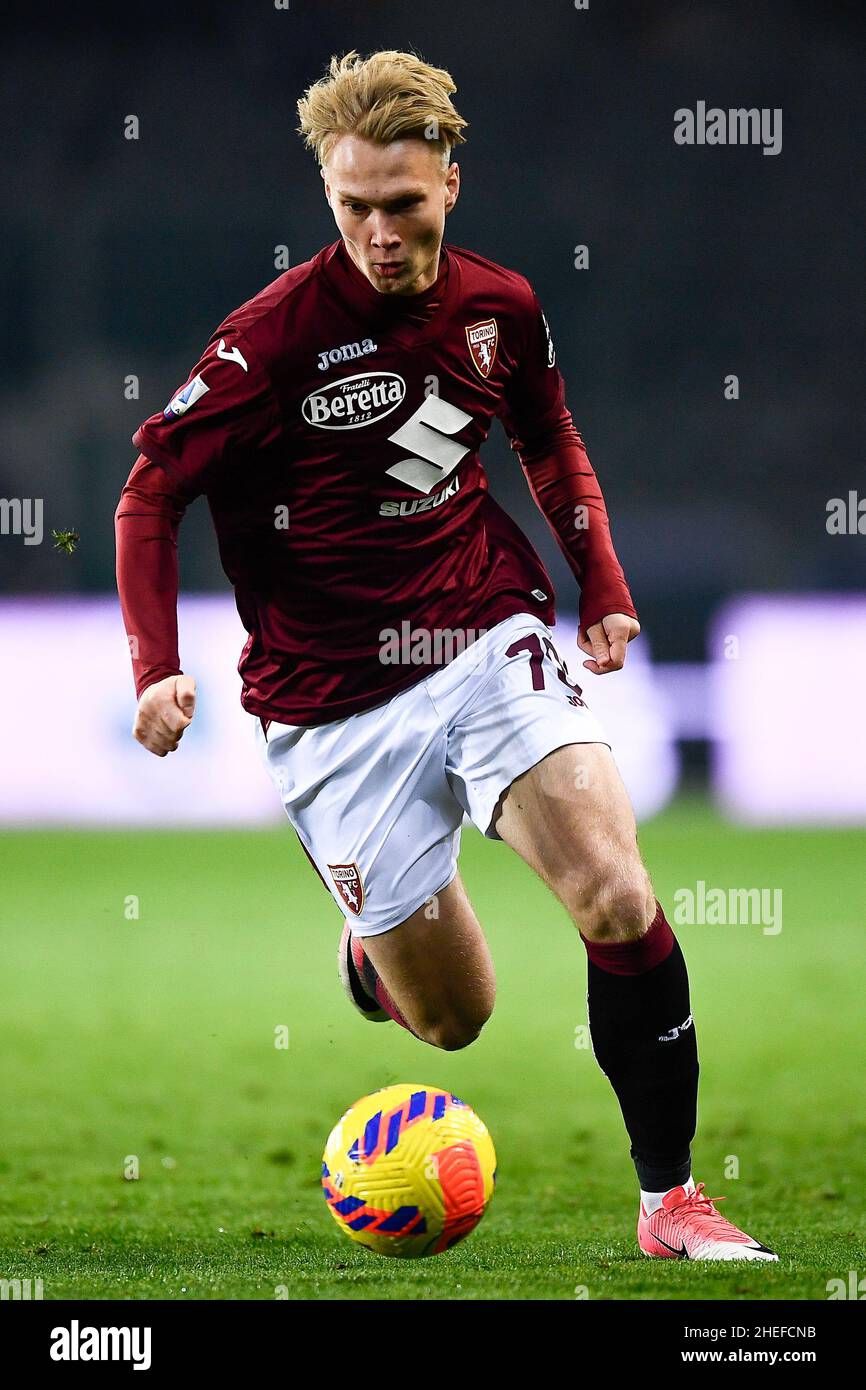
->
xmin=117 ymin=237 xmax=637 ymax=725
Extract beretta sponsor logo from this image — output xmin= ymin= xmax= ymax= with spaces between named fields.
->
xmin=302 ymin=371 xmax=406 ymax=431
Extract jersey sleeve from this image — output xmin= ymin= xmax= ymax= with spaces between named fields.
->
xmin=499 ymin=286 xmax=639 ymax=633
xmin=499 ymin=287 xmax=565 ymax=452
xmin=132 ymin=325 xmax=282 ymax=496
xmin=115 ymin=453 xmax=188 ymax=699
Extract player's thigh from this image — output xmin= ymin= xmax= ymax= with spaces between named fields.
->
xmin=360 ymin=871 xmax=496 ymax=1049
xmin=492 ymin=741 xmax=655 ymax=939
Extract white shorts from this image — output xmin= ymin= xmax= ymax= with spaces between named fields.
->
xmin=253 ymin=612 xmax=610 ymax=936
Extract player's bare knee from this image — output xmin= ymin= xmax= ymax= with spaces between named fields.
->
xmin=420 ymin=997 xmax=493 ymax=1051
xmin=572 ymin=865 xmax=655 ymax=943
xmin=424 ymin=1018 xmax=480 ymax=1052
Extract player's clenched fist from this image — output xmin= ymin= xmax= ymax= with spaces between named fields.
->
xmin=133 ymin=674 xmax=197 ymax=756
xmin=578 ymin=613 xmax=641 ymax=674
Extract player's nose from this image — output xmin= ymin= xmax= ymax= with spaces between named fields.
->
xmin=368 ymin=216 xmax=400 ymax=249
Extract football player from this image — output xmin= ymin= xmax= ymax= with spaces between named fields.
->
xmin=116 ymin=49 xmax=776 ymax=1262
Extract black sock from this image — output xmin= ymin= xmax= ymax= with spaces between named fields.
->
xmin=584 ymin=912 xmax=699 ymax=1192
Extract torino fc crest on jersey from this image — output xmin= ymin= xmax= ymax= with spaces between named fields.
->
xmin=465 ymin=319 xmax=498 ymax=379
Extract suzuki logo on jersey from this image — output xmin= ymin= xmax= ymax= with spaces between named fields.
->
xmin=465 ymin=318 xmax=498 ymax=378
xmin=317 ymin=337 xmax=377 ymax=372
xmin=385 ymin=394 xmax=473 ymax=494
xmin=216 ymin=338 xmax=248 ymax=372
xmin=328 ymin=862 xmax=365 ymax=915
xmin=379 ymin=474 xmax=461 ymax=517
xmin=163 ymin=373 xmax=209 ymax=418
xmin=302 ymin=371 xmax=405 ymax=430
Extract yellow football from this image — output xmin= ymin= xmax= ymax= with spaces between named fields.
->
xmin=321 ymin=1084 xmax=497 ymax=1258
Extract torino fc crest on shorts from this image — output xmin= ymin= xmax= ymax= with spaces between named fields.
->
xmin=328 ymin=862 xmax=365 ymax=916
xmin=465 ymin=319 xmax=498 ymax=379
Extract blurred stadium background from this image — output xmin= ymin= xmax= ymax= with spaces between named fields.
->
xmin=1 ymin=0 xmax=863 ymax=825
xmin=1 ymin=0 xmax=864 ymax=1300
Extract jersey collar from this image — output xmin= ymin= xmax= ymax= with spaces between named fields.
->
xmin=320 ymin=238 xmax=460 ymax=348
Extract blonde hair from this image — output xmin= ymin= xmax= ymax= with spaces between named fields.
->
xmin=297 ymin=49 xmax=468 ymax=169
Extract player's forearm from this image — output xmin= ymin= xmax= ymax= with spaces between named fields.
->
xmin=114 ymin=455 xmax=187 ymax=699
xmin=520 ymin=423 xmax=638 ymax=631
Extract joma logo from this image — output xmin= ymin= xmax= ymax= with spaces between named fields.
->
xmin=318 ymin=338 xmax=377 ymax=372
xmin=658 ymin=1014 xmax=693 ymax=1043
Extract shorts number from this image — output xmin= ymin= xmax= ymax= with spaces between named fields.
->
xmin=505 ymin=633 xmax=586 ymax=706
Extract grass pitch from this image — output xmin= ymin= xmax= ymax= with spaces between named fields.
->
xmin=1 ymin=799 xmax=863 ymax=1300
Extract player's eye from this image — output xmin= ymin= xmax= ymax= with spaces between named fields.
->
xmin=345 ymin=202 xmax=368 ymax=214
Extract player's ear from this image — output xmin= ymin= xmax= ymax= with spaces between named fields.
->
xmin=444 ymin=162 xmax=460 ymax=215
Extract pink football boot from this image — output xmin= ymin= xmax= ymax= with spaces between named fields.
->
xmin=337 ymin=922 xmax=416 ymax=1034
xmin=638 ymin=1183 xmax=778 ymax=1261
